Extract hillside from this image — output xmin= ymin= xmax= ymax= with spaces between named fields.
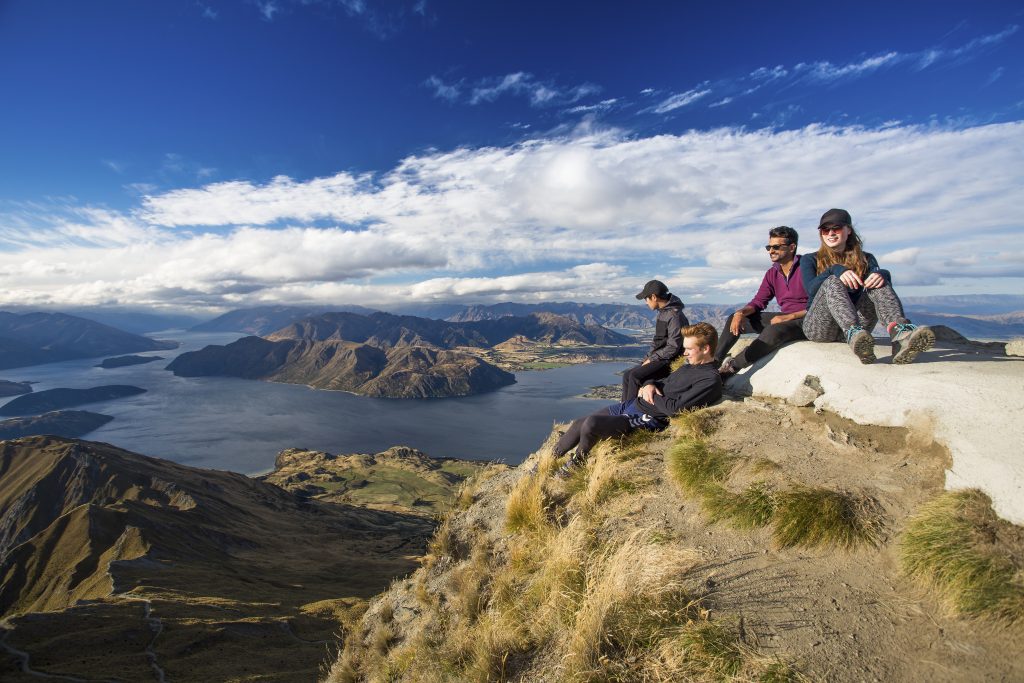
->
xmin=326 ymin=399 xmax=1024 ymax=682
xmin=0 ymin=311 xmax=177 ymax=370
xmin=263 ymin=445 xmax=503 ymax=516
xmin=0 ymin=437 xmax=486 ymax=682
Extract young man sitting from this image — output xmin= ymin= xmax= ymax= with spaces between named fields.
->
xmin=555 ymin=322 xmax=722 ymax=476
xmin=716 ymin=226 xmax=808 ymax=378
xmin=620 ymin=279 xmax=688 ymax=402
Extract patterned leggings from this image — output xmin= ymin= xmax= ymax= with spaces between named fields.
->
xmin=802 ymin=276 xmax=908 ymax=342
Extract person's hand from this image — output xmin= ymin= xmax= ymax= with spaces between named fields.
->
xmin=729 ymin=312 xmax=745 ymax=335
xmin=839 ymin=269 xmax=863 ymax=290
xmin=863 ymin=272 xmax=885 ymax=289
xmin=641 ymin=358 xmax=651 ymax=366
xmin=770 ymin=313 xmax=793 ymax=324
xmin=639 ymin=384 xmax=662 ymax=403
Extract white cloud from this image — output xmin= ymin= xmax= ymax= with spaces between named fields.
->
xmin=425 ymin=75 xmax=461 ymax=101
xmin=795 ymin=52 xmax=901 ymax=83
xmin=426 ymin=72 xmax=600 ymax=108
xmin=649 ymin=87 xmax=711 ymax=114
xmin=4 ymin=122 xmax=1024 ymax=310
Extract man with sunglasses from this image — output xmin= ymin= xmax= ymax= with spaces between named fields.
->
xmin=715 ymin=226 xmax=808 ymax=378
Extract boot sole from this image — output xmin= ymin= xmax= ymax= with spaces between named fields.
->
xmin=892 ymin=327 xmax=935 ymax=365
xmin=851 ymin=332 xmax=876 ymax=364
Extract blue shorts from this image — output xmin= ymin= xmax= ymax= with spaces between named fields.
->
xmin=608 ymin=399 xmax=669 ymax=431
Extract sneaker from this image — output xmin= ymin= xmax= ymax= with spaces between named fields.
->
xmin=554 ymin=451 xmax=584 ymax=479
xmin=718 ymin=357 xmax=738 ymax=379
xmin=890 ymin=323 xmax=935 ymax=365
xmin=845 ymin=326 xmax=876 ymax=364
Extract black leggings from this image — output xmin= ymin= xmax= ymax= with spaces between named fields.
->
xmin=554 ymin=407 xmax=633 ymax=458
xmin=620 ymin=358 xmax=672 ymax=402
xmin=715 ymin=312 xmax=806 ymax=369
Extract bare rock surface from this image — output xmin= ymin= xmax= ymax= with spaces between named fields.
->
xmin=725 ymin=333 xmax=1024 ymax=524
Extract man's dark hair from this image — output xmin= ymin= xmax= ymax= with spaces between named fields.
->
xmin=769 ymin=225 xmax=798 ymax=245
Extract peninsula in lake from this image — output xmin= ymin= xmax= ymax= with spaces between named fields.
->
xmin=0 ymin=410 xmax=114 ymax=439
xmin=169 ymin=311 xmax=634 ymax=398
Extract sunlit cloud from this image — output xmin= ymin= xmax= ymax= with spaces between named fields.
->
xmin=3 ymin=121 xmax=1023 ymax=310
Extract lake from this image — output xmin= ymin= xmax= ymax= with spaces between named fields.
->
xmin=0 ymin=330 xmax=633 ymax=474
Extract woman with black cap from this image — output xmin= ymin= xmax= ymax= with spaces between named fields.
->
xmin=800 ymin=208 xmax=934 ymax=364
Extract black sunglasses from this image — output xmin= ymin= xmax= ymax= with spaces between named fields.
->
xmin=764 ymin=242 xmax=792 ymax=251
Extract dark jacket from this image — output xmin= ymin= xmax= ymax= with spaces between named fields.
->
xmin=801 ymin=252 xmax=891 ymax=306
xmin=637 ymin=361 xmax=722 ymax=419
xmin=646 ymin=295 xmax=688 ymax=362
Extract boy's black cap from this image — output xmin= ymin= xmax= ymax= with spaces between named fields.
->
xmin=636 ymin=280 xmax=670 ymax=300
xmin=819 ymin=208 xmax=852 ymax=227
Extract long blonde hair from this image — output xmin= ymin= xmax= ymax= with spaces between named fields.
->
xmin=815 ymin=224 xmax=869 ymax=277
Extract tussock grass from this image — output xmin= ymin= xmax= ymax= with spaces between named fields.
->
xmin=773 ymin=487 xmax=881 ymax=549
xmin=671 ymin=406 xmax=723 ymax=440
xmin=505 ymin=456 xmax=556 ymax=535
xmin=705 ymin=481 xmax=778 ymax=530
xmin=901 ymin=489 xmax=1024 ymax=622
xmin=613 ymin=426 xmax=663 ymax=461
xmin=668 ymin=435 xmax=880 ymax=549
xmin=667 ymin=438 xmax=735 ymax=494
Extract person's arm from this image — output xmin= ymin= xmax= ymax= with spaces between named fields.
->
xmin=770 ymin=309 xmax=806 ymax=323
xmin=647 ymin=370 xmax=721 ymax=416
xmin=801 ymin=253 xmax=847 ymax=302
xmin=863 ymin=252 xmax=891 ymax=289
xmin=648 ymin=310 xmax=683 ymax=362
xmin=746 ymin=272 xmax=773 ymax=313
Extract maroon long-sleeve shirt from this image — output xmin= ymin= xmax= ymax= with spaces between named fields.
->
xmin=746 ymin=254 xmax=808 ymax=314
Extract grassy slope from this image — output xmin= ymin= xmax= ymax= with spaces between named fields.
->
xmin=327 ymin=400 xmax=1024 ymax=683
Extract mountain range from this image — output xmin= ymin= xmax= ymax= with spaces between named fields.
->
xmin=0 ymin=436 xmax=461 ymax=681
xmin=0 ymin=311 xmax=177 ymax=370
xmin=170 ymin=311 xmax=633 ymax=398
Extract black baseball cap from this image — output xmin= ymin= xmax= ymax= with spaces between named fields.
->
xmin=819 ymin=208 xmax=852 ymax=227
xmin=635 ymin=280 xmax=670 ymax=300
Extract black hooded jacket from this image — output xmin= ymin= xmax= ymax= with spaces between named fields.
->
xmin=645 ymin=294 xmax=688 ymax=362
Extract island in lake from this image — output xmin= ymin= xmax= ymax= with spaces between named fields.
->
xmin=97 ymin=354 xmax=164 ymax=369
xmin=0 ymin=385 xmax=146 ymax=416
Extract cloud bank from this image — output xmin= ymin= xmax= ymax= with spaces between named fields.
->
xmin=2 ymin=121 xmax=1022 ymax=311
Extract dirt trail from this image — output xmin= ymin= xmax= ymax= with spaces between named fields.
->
xmin=632 ymin=398 xmax=1023 ymax=681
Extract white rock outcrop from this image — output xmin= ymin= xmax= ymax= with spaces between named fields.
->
xmin=727 ymin=336 xmax=1024 ymax=524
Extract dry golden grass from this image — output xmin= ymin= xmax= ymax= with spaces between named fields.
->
xmin=901 ymin=489 xmax=1024 ymax=622
xmin=328 ymin=425 xmax=806 ymax=683
xmin=505 ymin=453 xmax=558 ymax=535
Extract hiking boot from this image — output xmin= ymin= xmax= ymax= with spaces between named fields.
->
xmin=718 ymin=357 xmax=738 ymax=379
xmin=890 ymin=323 xmax=935 ymax=365
xmin=555 ymin=451 xmax=585 ymax=479
xmin=845 ymin=326 xmax=876 ymax=364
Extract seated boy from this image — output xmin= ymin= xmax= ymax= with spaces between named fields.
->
xmin=556 ymin=322 xmax=722 ymax=475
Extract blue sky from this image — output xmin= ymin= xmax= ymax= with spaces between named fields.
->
xmin=1 ymin=0 xmax=1022 ymax=313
